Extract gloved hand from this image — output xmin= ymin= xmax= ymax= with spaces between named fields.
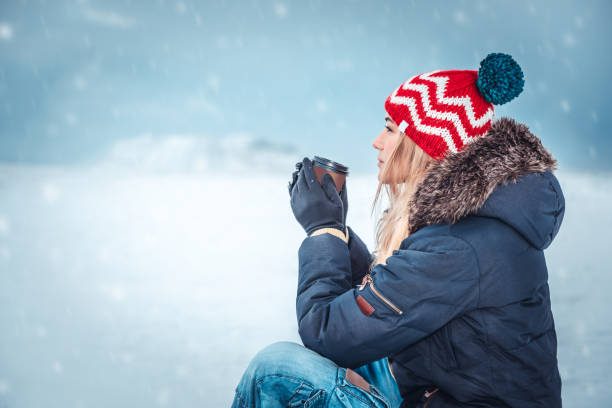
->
xmin=289 ymin=160 xmax=349 ymax=227
xmin=288 ymin=161 xmax=303 ymax=196
xmin=289 ymin=157 xmax=344 ymax=236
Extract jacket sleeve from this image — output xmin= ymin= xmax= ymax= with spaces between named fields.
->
xmin=347 ymin=226 xmax=374 ymax=287
xmin=296 ymin=231 xmax=479 ymax=369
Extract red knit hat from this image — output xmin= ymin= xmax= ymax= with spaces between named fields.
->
xmin=384 ymin=52 xmax=525 ymax=160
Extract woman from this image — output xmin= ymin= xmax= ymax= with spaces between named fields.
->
xmin=231 ymin=53 xmax=564 ymax=408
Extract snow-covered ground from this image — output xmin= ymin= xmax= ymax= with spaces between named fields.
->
xmin=0 ymin=163 xmax=610 ymax=407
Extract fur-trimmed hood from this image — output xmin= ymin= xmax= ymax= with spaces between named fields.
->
xmin=409 ymin=116 xmax=565 ymax=249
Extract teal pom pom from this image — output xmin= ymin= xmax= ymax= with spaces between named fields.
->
xmin=476 ymin=52 xmax=525 ymax=105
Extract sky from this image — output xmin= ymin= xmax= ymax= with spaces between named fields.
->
xmin=0 ymin=0 xmax=611 ymax=173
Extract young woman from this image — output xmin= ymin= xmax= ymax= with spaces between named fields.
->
xmin=231 ymin=53 xmax=564 ymax=408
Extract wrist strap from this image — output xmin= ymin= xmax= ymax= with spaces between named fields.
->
xmin=309 ymin=226 xmax=349 ymax=244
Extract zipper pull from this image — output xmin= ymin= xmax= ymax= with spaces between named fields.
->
xmin=361 ymin=273 xmax=403 ymax=315
xmin=358 ymin=274 xmax=371 ymax=291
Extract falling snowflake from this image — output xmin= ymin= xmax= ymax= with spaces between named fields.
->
xmin=0 ymin=246 xmax=10 ymax=261
xmin=207 ymin=74 xmax=220 ymax=93
xmin=581 ymin=344 xmax=591 ymax=357
xmin=157 ymin=388 xmax=170 ymax=406
xmin=0 ymin=216 xmax=9 ymax=235
xmin=73 ymin=76 xmax=87 ymax=90
xmin=0 ymin=23 xmax=12 ymax=40
xmin=42 ymin=182 xmax=60 ymax=203
xmin=315 ymin=99 xmax=329 ymax=113
xmin=274 ymin=3 xmax=287 ymax=18
xmin=560 ymin=99 xmax=571 ymax=113
xmin=175 ymin=1 xmax=186 ymax=14
xmin=453 ymin=10 xmax=468 ymax=25
xmin=110 ymin=285 xmax=126 ymax=301
xmin=575 ymin=16 xmax=584 ymax=28
xmin=0 ymin=379 xmax=9 ymax=394
xmin=65 ymin=112 xmax=78 ymax=126
xmin=563 ymin=33 xmax=576 ymax=47
xmin=53 ymin=361 xmax=64 ymax=374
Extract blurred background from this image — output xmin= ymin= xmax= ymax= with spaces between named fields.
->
xmin=0 ymin=0 xmax=610 ymax=406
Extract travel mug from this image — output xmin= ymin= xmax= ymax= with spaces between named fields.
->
xmin=312 ymin=156 xmax=349 ymax=194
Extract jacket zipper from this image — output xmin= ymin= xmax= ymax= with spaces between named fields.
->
xmin=359 ymin=274 xmax=403 ymax=315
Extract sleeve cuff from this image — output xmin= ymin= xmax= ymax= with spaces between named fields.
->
xmin=309 ymin=226 xmax=349 ymax=244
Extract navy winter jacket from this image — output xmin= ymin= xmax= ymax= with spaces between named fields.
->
xmin=296 ymin=117 xmax=564 ymax=407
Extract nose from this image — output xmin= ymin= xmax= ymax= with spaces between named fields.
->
xmin=372 ymin=130 xmax=384 ymax=151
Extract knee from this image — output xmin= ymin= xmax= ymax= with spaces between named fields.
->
xmin=246 ymin=341 xmax=334 ymax=379
xmin=258 ymin=341 xmax=305 ymax=357
xmin=247 ymin=341 xmax=305 ymax=373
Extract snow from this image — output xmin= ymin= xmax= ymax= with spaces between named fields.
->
xmin=274 ymin=3 xmax=288 ymax=19
xmin=0 ymin=23 xmax=13 ymax=41
xmin=82 ymin=8 xmax=136 ymax=29
xmin=0 ymin=162 xmax=610 ymax=406
xmin=560 ymin=99 xmax=571 ymax=113
xmin=0 ymin=217 xmax=9 ymax=235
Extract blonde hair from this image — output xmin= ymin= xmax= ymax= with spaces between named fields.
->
xmin=368 ymin=132 xmax=436 ymax=270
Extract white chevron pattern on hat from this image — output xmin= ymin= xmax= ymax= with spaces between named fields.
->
xmin=388 ymin=84 xmax=460 ymax=154
xmin=387 ymin=70 xmax=495 ymax=154
xmin=418 ymin=71 xmax=494 ymax=127
xmin=403 ymin=72 xmax=493 ymax=146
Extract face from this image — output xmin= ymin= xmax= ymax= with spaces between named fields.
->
xmin=372 ymin=111 xmax=403 ymax=182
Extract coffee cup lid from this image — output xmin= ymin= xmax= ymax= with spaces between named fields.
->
xmin=313 ymin=156 xmax=349 ymax=175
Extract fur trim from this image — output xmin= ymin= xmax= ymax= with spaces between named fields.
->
xmin=408 ymin=117 xmax=558 ymax=234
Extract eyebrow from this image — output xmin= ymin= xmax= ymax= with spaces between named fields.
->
xmin=385 ymin=117 xmax=394 ymax=125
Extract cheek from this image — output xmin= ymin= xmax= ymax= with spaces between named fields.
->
xmin=383 ymin=136 xmax=396 ymax=152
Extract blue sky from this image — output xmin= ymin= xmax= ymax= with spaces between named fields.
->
xmin=1 ymin=0 xmax=610 ymax=173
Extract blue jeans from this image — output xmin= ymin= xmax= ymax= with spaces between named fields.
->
xmin=231 ymin=341 xmax=403 ymax=408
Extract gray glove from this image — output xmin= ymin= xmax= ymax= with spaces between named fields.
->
xmin=289 ymin=160 xmax=349 ymax=228
xmin=289 ymin=157 xmax=345 ymax=236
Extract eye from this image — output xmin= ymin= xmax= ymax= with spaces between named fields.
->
xmin=385 ymin=126 xmax=392 ymax=132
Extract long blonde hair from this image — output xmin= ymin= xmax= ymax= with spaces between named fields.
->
xmin=369 ymin=132 xmax=435 ymax=270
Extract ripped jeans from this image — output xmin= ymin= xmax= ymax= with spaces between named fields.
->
xmin=231 ymin=341 xmax=403 ymax=408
